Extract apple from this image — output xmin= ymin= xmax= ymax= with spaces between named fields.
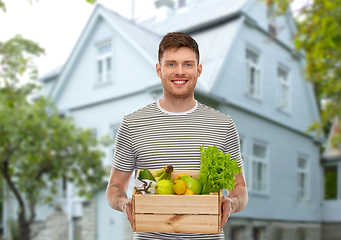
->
xmin=155 ymin=180 xmax=175 ymax=194
xmin=180 ymin=176 xmax=202 ymax=195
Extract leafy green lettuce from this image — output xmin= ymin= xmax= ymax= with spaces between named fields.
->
xmin=198 ymin=145 xmax=241 ymax=194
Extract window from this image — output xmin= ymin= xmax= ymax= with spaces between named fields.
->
xmin=278 ymin=67 xmax=290 ymax=112
xmin=251 ymin=142 xmax=268 ymax=193
xmin=58 ymin=177 xmax=67 ymax=199
xmin=274 ymin=227 xmax=284 ymax=240
xmin=296 ymin=228 xmax=307 ymax=240
xmin=231 ymin=227 xmax=244 ymax=240
xmin=324 ymin=165 xmax=338 ymax=200
xmin=96 ymin=41 xmax=112 ymax=84
xmin=297 ymin=156 xmax=309 ymax=200
xmin=253 ymin=227 xmax=263 ymax=240
xmin=91 ymin=129 xmax=97 ymax=139
xmin=246 ymin=48 xmax=261 ymax=99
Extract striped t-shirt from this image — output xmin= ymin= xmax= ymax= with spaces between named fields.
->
xmin=112 ymin=100 xmax=243 ymax=239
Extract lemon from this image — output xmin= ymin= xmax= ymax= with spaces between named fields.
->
xmin=183 ymin=189 xmax=194 ymax=195
xmin=172 ymin=180 xmax=187 ymax=195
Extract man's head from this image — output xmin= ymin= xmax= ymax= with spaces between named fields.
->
xmin=158 ymin=32 xmax=200 ymax=65
xmin=156 ymin=32 xmax=202 ymax=103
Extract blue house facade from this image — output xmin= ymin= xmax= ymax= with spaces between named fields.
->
xmin=3 ymin=0 xmax=337 ymax=239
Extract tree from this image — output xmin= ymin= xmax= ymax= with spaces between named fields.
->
xmin=264 ymin=0 xmax=341 ymax=147
xmin=0 ymin=36 xmax=107 ymax=240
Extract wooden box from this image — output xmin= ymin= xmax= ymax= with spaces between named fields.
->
xmin=132 ymin=170 xmax=222 ymax=234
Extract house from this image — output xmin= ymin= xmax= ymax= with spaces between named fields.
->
xmin=2 ymin=0 xmax=328 ymax=239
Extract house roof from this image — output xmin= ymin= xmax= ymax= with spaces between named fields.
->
xmin=47 ymin=3 xmax=163 ymax=101
xmin=139 ymin=0 xmax=250 ymax=35
xmin=40 ymin=0 xmax=301 ymax=104
xmin=40 ymin=0 xmax=250 ymax=96
xmin=191 ymin=17 xmax=243 ymax=92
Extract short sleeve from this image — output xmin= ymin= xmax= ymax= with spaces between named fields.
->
xmin=111 ymin=117 xmax=135 ymax=171
xmin=225 ymin=117 xmax=243 ymax=168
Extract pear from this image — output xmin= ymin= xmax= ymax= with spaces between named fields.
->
xmin=155 ymin=180 xmax=175 ymax=194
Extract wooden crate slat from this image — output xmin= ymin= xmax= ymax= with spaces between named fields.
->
xmin=135 ymin=214 xmax=220 ymax=234
xmin=134 ymin=194 xmax=219 ymax=214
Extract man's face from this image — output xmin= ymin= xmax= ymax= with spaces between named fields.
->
xmin=156 ymin=47 xmax=202 ymax=100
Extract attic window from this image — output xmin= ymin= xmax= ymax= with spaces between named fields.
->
xmin=96 ymin=41 xmax=112 ymax=84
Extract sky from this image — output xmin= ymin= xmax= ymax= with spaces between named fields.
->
xmin=0 ymin=0 xmax=155 ymax=77
xmin=0 ymin=0 xmax=306 ymax=78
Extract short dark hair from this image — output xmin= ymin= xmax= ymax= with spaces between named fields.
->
xmin=158 ymin=32 xmax=200 ymax=64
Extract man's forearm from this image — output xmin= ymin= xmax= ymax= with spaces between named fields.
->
xmin=106 ymin=183 xmax=129 ymax=212
xmin=228 ymin=184 xmax=248 ymax=213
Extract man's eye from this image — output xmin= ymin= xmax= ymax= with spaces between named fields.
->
xmin=185 ymin=64 xmax=192 ymax=67
xmin=168 ymin=63 xmax=175 ymax=67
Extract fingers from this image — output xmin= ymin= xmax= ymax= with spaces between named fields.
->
xmin=221 ymin=197 xmax=232 ymax=229
xmin=123 ymin=198 xmax=134 ymax=228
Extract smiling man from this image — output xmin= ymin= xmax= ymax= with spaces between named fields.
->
xmin=156 ymin=37 xmax=202 ymax=112
xmin=106 ymin=32 xmax=248 ymax=240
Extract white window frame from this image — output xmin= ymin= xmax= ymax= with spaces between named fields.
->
xmin=91 ymin=128 xmax=98 ymax=139
xmin=246 ymin=47 xmax=261 ymax=99
xmin=95 ymin=40 xmax=113 ymax=84
xmin=250 ymin=141 xmax=268 ymax=194
xmin=278 ymin=66 xmax=291 ymax=112
xmin=297 ymin=155 xmax=310 ymax=201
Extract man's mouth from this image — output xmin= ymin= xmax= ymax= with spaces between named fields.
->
xmin=172 ymin=80 xmax=188 ymax=85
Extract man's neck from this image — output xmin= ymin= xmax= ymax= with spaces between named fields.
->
xmin=159 ymin=96 xmax=196 ymax=113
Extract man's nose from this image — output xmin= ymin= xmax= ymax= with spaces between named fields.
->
xmin=175 ymin=65 xmax=185 ymax=75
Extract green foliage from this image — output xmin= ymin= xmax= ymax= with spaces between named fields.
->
xmin=263 ymin=0 xmax=341 ymax=146
xmin=0 ymin=0 xmax=5 ymax=12
xmin=198 ymin=145 xmax=241 ymax=194
xmin=0 ymin=35 xmax=107 ymax=240
xmin=0 ymin=84 xmax=107 ymax=203
xmin=0 ymin=35 xmax=45 ymax=84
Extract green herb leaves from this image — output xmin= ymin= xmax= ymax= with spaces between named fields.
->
xmin=198 ymin=145 xmax=241 ymax=194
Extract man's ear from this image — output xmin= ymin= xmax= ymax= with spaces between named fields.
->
xmin=156 ymin=63 xmax=162 ymax=78
xmin=197 ymin=64 xmax=202 ymax=77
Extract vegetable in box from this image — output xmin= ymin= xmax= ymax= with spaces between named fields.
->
xmin=198 ymin=145 xmax=241 ymax=194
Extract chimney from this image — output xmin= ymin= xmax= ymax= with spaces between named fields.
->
xmin=154 ymin=0 xmax=175 ymax=21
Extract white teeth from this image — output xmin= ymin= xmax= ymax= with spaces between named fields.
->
xmin=173 ymin=80 xmax=186 ymax=84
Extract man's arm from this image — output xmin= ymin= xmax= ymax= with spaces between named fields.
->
xmin=106 ymin=167 xmax=134 ymax=227
xmin=221 ymin=167 xmax=248 ymax=227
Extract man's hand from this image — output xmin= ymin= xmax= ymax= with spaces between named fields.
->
xmin=220 ymin=169 xmax=248 ymax=229
xmin=221 ymin=196 xmax=236 ymax=228
xmin=106 ymin=168 xmax=134 ymax=227
xmin=122 ymin=198 xmax=133 ymax=227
